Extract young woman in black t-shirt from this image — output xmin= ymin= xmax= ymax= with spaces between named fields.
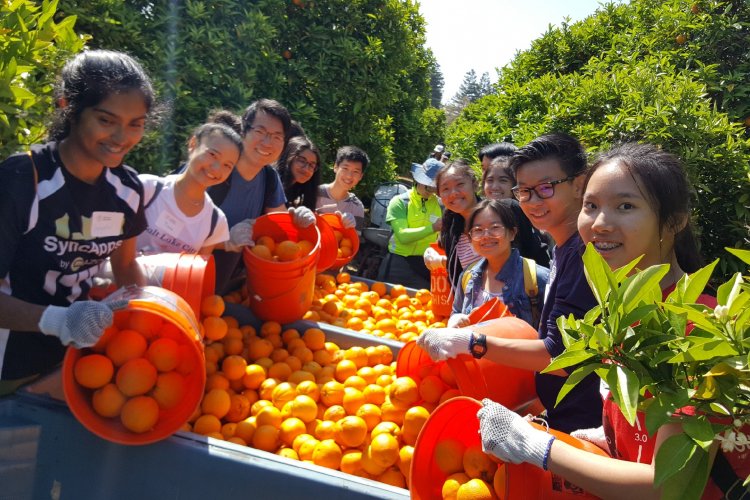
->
xmin=0 ymin=50 xmax=157 ymax=391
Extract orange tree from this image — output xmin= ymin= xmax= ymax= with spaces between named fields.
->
xmin=446 ymin=0 xmax=750 ymax=277
xmin=58 ymin=0 xmax=442 ymax=198
xmin=0 ymin=0 xmax=85 ymax=159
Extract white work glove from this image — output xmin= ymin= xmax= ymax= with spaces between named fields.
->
xmin=416 ymin=327 xmax=471 ymax=361
xmin=226 ymin=219 xmax=255 ymax=252
xmin=447 ymin=313 xmax=471 ymax=328
xmin=39 ymin=301 xmax=116 ymax=348
xmin=336 ymin=211 xmax=356 ymax=229
xmin=423 ymin=246 xmax=447 ymax=271
xmin=571 ymin=426 xmax=609 ymax=452
xmin=477 ymin=399 xmax=556 ymax=470
xmin=289 ymin=206 xmax=316 ymax=228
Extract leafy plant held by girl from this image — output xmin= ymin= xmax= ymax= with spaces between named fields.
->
xmin=544 ymin=244 xmax=749 ymax=499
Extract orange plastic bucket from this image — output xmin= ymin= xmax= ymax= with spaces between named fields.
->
xmin=242 ymin=212 xmax=320 ymax=324
xmin=62 ymin=286 xmax=206 ymax=446
xmin=396 ymin=311 xmax=537 ymax=410
xmin=319 ymin=212 xmax=359 ymax=268
xmin=428 ymin=242 xmax=452 ymax=318
xmin=410 ymin=397 xmax=606 ymax=500
xmin=445 ymin=316 xmax=537 ymax=409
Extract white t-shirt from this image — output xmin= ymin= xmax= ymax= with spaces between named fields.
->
xmin=137 ymin=174 xmax=229 ymax=254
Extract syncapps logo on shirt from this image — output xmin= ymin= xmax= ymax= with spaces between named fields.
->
xmin=43 ymin=212 xmax=124 ymax=258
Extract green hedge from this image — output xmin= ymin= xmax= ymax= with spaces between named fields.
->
xmin=446 ymin=0 xmax=750 ymax=276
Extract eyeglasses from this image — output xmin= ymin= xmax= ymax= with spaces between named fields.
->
xmin=469 ymin=224 xmax=506 ymax=240
xmin=293 ymin=156 xmax=318 ymax=171
xmin=511 ymin=174 xmax=579 ymax=202
xmin=248 ymin=126 xmax=285 ymax=145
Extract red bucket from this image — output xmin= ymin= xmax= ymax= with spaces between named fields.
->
xmin=410 ymin=397 xmax=607 ymax=500
xmin=242 ymin=212 xmax=320 ymax=324
xmin=319 ymin=212 xmax=359 ymax=269
xmin=397 ymin=305 xmax=536 ymax=410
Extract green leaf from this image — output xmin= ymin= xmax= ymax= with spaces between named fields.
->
xmin=654 ymin=433 xmax=698 ymax=486
xmin=582 ymin=244 xmax=617 ymax=307
xmin=554 ymin=363 xmax=603 ymax=406
xmin=620 ymin=263 xmax=669 ymax=312
xmin=662 ymin=303 xmax=723 ymax=336
xmin=726 ymin=248 xmax=750 ymax=266
xmin=666 ymin=260 xmax=717 ymax=304
xmin=542 ymin=345 xmax=595 ymax=373
xmin=606 ymin=365 xmax=639 ymax=424
xmin=658 ymin=442 xmax=711 ymax=500
xmin=682 ymin=416 xmax=715 ymax=449
xmin=668 ymin=338 xmax=739 ymax=362
xmin=621 ymin=304 xmax=659 ymax=328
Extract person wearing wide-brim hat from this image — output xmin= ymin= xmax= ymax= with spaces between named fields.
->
xmin=377 ymin=159 xmax=444 ymax=290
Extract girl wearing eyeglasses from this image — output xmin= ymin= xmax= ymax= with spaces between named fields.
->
xmin=450 ymin=199 xmax=550 ymax=328
xmin=483 ymin=156 xmax=552 ymax=268
xmin=275 ymin=136 xmax=322 ymax=211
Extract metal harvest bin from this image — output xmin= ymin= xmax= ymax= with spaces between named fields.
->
xmin=0 ymin=320 xmax=407 ymax=500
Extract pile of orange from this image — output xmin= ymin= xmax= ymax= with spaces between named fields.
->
xmin=72 ymin=310 xmax=196 ymax=434
xmin=435 ymin=438 xmax=503 ymax=499
xmin=302 ymin=272 xmax=446 ymax=343
xmin=187 ymin=295 xmax=462 ymax=490
xmin=249 ymin=235 xmax=314 ymax=262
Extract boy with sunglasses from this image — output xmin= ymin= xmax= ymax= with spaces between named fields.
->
xmin=417 ymin=132 xmax=600 ymax=434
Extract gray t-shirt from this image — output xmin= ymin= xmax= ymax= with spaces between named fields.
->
xmin=315 ymin=184 xmax=366 ymax=230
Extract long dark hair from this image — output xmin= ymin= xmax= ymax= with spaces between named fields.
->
xmin=586 ymin=143 xmax=703 ymax=272
xmin=275 ymin=136 xmax=321 ymax=210
xmin=436 ymin=159 xmax=479 ymax=249
xmin=48 ymin=50 xmax=156 ymax=141
xmin=435 ymin=159 xmax=480 ymax=288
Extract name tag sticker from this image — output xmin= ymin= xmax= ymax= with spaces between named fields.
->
xmin=155 ymin=211 xmax=184 ymax=236
xmin=91 ymin=211 xmax=124 ymax=237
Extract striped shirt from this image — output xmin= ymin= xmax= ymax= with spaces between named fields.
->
xmin=0 ymin=142 xmax=146 ymax=379
xmin=456 ymin=233 xmax=480 ymax=269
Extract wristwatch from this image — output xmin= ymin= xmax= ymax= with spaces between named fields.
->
xmin=469 ymin=332 xmax=487 ymax=359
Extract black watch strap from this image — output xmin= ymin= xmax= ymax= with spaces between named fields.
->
xmin=469 ymin=332 xmax=487 ymax=359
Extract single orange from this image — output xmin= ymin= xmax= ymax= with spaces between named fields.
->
xmin=224 ymin=393 xmax=251 ymax=422
xmin=92 ymin=383 xmax=126 ymax=418
xmin=116 ymin=357 xmax=158 ymax=396
xmin=120 ymin=395 xmax=159 ymax=434
xmin=74 ymin=353 xmax=114 ymax=389
xmin=275 ymin=240 xmax=301 ymax=262
xmin=105 ymin=329 xmax=148 ymax=367
xmin=200 ymin=294 xmax=225 ymax=318
xmin=151 ymin=371 xmax=185 ymax=410
xmin=250 ymin=244 xmax=273 ymax=260
xmin=127 ymin=310 xmax=163 ymax=339
xmin=221 ymin=355 xmax=248 ymax=381
xmin=146 ymin=337 xmax=181 ymax=373
xmin=255 ymin=235 xmax=276 ymax=252
xmin=201 ymin=388 xmax=232 ymax=419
